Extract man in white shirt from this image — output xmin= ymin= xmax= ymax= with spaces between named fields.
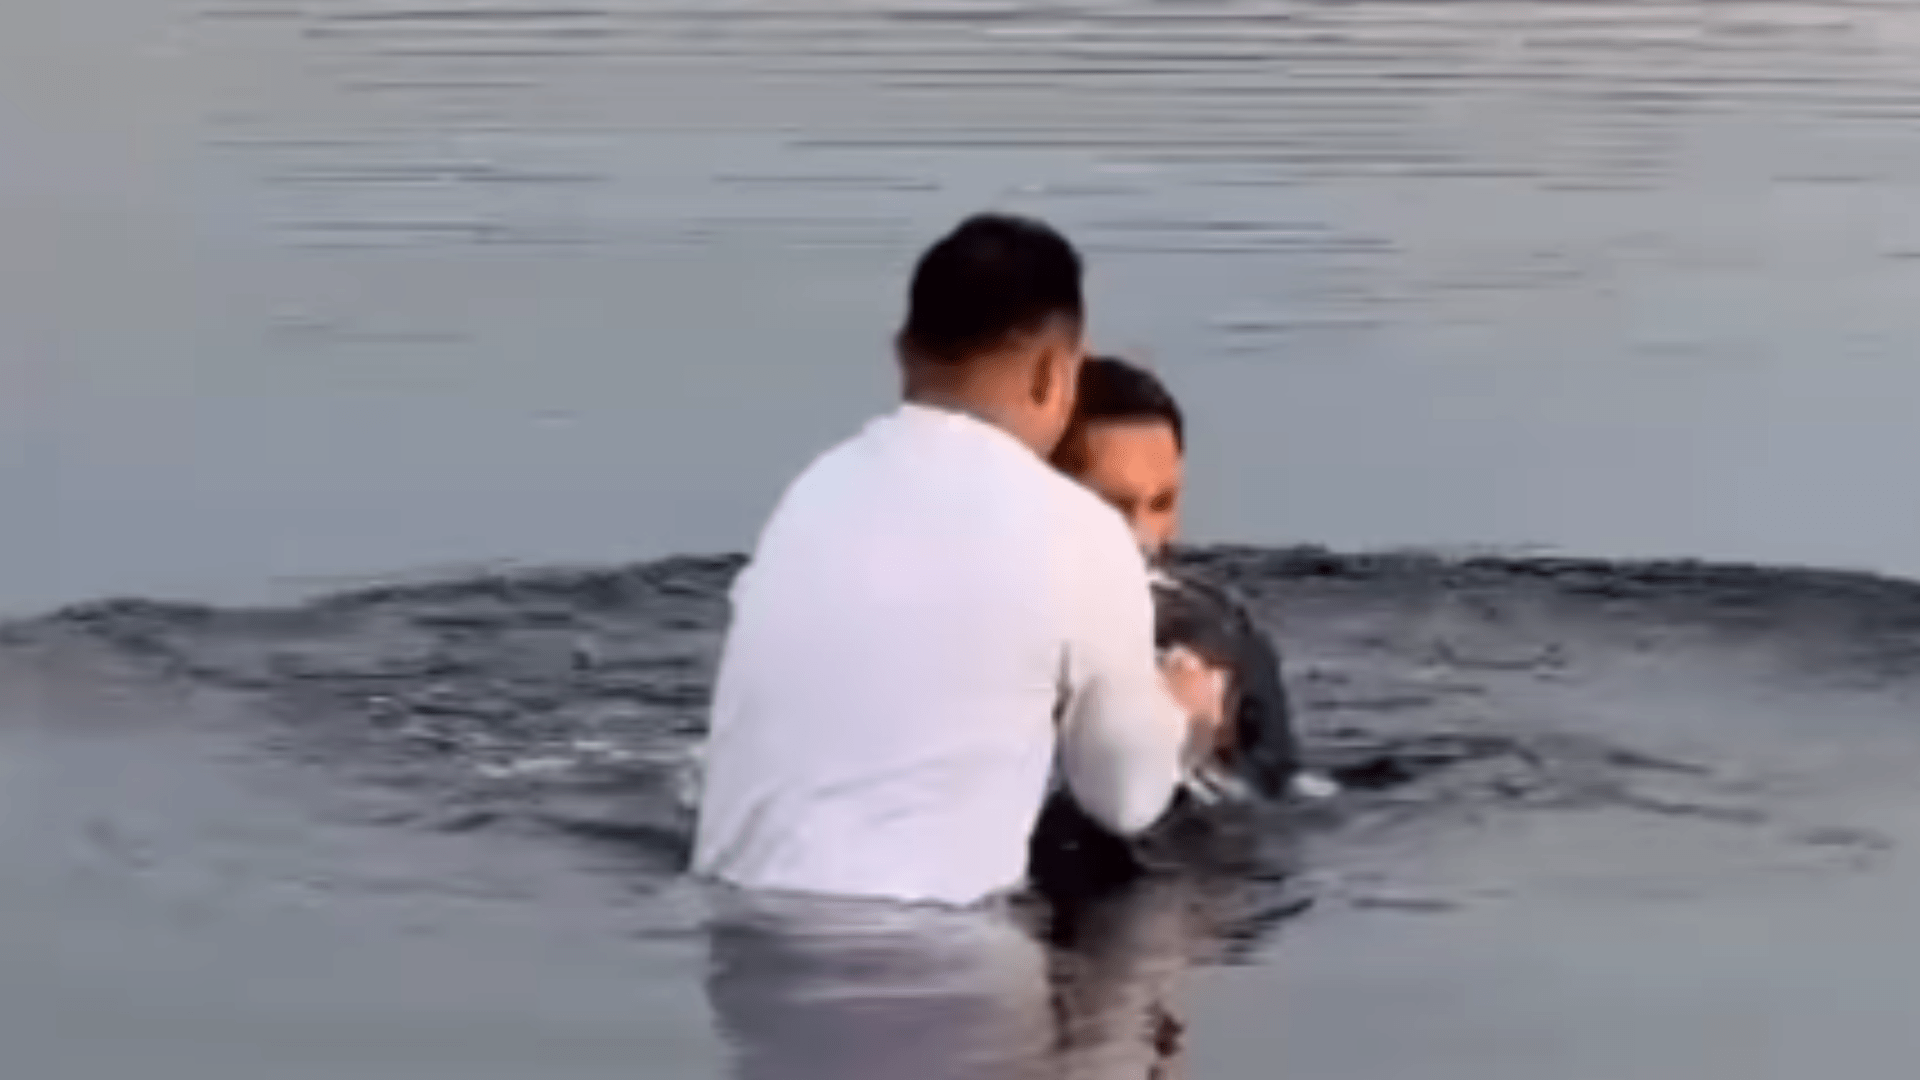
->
xmin=692 ymin=214 xmax=1221 ymax=907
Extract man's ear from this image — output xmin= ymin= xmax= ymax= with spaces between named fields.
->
xmin=1033 ymin=327 xmax=1083 ymax=409
xmin=1029 ymin=346 xmax=1055 ymax=407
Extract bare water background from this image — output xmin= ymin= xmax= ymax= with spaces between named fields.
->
xmin=10 ymin=0 xmax=1920 ymax=1077
xmin=13 ymin=0 xmax=1920 ymax=613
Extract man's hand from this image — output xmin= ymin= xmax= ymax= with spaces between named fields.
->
xmin=1160 ymin=645 xmax=1229 ymax=766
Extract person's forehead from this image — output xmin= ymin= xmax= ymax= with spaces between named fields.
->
xmin=1081 ymin=417 xmax=1182 ymax=454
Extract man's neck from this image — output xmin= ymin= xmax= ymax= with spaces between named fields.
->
xmin=902 ymin=389 xmax=1036 ymax=456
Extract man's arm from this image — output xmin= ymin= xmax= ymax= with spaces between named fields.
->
xmin=1055 ymin=517 xmax=1206 ymax=836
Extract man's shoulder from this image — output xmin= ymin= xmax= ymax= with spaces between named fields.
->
xmin=736 ymin=416 xmax=894 ymax=588
xmin=760 ymin=412 xmax=896 ymax=513
xmin=1048 ymin=476 xmax=1154 ymax=594
xmin=1037 ymin=459 xmax=1132 ymax=536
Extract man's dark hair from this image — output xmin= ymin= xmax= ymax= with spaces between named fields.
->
xmin=900 ymin=213 xmax=1084 ymax=364
xmin=1064 ymin=355 xmax=1186 ymax=452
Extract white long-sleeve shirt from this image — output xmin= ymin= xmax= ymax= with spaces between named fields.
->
xmin=692 ymin=402 xmax=1189 ymax=906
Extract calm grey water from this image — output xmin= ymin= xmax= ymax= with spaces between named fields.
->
xmin=12 ymin=0 xmax=1920 ymax=614
xmin=12 ymin=1 xmax=1920 ymax=1077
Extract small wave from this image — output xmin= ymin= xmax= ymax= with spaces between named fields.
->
xmin=15 ymin=543 xmax=1904 ymax=897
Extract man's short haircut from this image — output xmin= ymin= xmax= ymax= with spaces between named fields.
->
xmin=900 ymin=213 xmax=1084 ymax=364
xmin=1063 ymin=355 xmax=1186 ymax=452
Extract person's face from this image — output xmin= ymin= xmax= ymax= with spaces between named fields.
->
xmin=1063 ymin=419 xmax=1183 ymax=559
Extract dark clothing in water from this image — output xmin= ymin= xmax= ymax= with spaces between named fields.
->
xmin=1029 ymin=564 xmax=1301 ymax=904
xmin=1150 ymin=568 xmax=1300 ymax=795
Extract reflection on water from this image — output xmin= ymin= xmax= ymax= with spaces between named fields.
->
xmin=1036 ymin=874 xmax=1306 ymax=1080
xmin=707 ymin=894 xmax=1055 ymax=1080
xmin=705 ymin=873 xmax=1298 ymax=1080
xmin=17 ymin=0 xmax=1920 ymax=610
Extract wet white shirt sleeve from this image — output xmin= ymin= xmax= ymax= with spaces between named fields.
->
xmin=1053 ymin=502 xmax=1189 ymax=836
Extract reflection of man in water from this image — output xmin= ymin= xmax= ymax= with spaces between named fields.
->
xmin=704 ymin=874 xmax=1273 ymax=1080
xmin=705 ymin=895 xmax=1054 ymax=1080
xmin=693 ymin=215 xmax=1223 ymax=906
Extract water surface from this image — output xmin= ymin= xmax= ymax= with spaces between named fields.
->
xmin=14 ymin=0 xmax=1920 ymax=612
xmin=12 ymin=549 xmax=1920 ymax=1075
xmin=12 ymin=0 xmax=1920 ymax=1076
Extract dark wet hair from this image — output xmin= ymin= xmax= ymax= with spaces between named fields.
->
xmin=899 ymin=213 xmax=1084 ymax=364
xmin=1063 ymin=355 xmax=1186 ymax=452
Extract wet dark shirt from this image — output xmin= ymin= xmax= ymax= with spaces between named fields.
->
xmin=1029 ymin=564 xmax=1300 ymax=902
